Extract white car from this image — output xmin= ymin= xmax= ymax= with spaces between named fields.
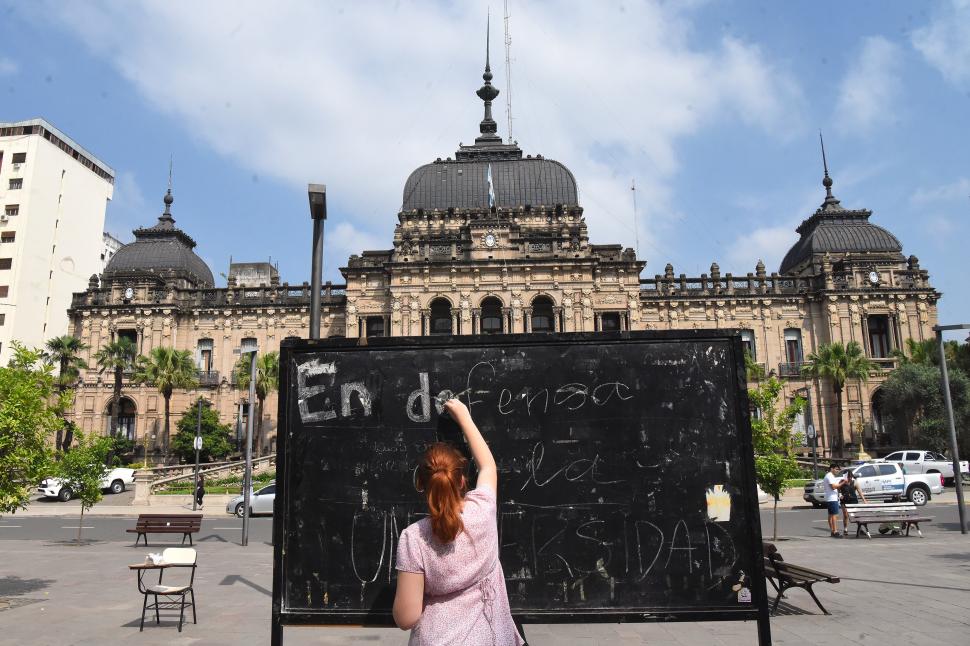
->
xmin=874 ymin=450 xmax=969 ymax=484
xmin=803 ymin=462 xmax=943 ymax=507
xmin=226 ymin=482 xmax=276 ymax=517
xmin=38 ymin=467 xmax=136 ymax=502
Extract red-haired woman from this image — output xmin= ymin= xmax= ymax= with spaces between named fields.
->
xmin=393 ymin=398 xmax=525 ymax=645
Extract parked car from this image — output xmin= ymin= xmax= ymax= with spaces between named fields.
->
xmin=873 ymin=450 xmax=969 ymax=485
xmin=226 ymin=482 xmax=276 ymax=517
xmin=37 ymin=467 xmax=136 ymax=502
xmin=756 ymin=485 xmax=771 ymax=504
xmin=803 ymin=462 xmax=943 ymax=507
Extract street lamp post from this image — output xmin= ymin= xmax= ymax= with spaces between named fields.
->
xmin=797 ymin=387 xmax=819 ymax=479
xmin=241 ymin=338 xmax=259 ymax=546
xmin=192 ymin=398 xmax=202 ymax=511
xmin=308 ymin=184 xmax=327 ymax=340
xmin=934 ymin=323 xmax=969 ymax=535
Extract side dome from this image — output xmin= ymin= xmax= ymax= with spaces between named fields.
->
xmin=104 ymin=190 xmax=214 ymax=288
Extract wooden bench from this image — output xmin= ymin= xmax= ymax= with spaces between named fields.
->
xmin=845 ymin=502 xmax=932 ymax=538
xmin=763 ymin=542 xmax=840 ymax=615
xmin=127 ymin=514 xmax=203 ymax=546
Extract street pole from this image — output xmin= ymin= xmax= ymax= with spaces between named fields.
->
xmin=935 ymin=324 xmax=969 ymax=534
xmin=236 ymin=399 xmax=244 ymax=453
xmin=241 ymin=339 xmax=258 ymax=546
xmin=308 ymin=184 xmax=327 ymax=340
xmin=192 ymin=398 xmax=202 ymax=511
xmin=804 ymin=389 xmax=818 ymax=480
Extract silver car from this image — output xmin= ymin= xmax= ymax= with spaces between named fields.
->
xmin=225 ymin=482 xmax=275 ymax=517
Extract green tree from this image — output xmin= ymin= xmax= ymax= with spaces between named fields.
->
xmin=171 ymin=397 xmax=234 ymax=463
xmin=133 ymin=347 xmax=198 ymax=457
xmin=744 ymin=350 xmax=766 ymax=382
xmin=94 ymin=338 xmax=138 ymax=438
xmin=56 ymin=431 xmax=112 ymax=543
xmin=801 ymin=341 xmax=875 ymax=453
xmin=43 ymin=335 xmax=89 ymax=451
xmin=749 ymin=375 xmax=805 ymax=541
xmin=0 ymin=344 xmax=67 ymax=515
xmin=234 ymin=351 xmax=279 ymax=457
xmin=880 ymin=361 xmax=970 ymax=455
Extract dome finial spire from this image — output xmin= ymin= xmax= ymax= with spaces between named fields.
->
xmin=818 ymin=130 xmax=842 ymax=211
xmin=160 ymin=155 xmax=175 ymax=226
xmin=475 ymin=12 xmax=502 ymax=145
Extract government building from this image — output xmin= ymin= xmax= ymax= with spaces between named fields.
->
xmin=66 ymin=56 xmax=940 ymax=461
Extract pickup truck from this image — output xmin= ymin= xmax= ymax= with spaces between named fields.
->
xmin=37 ymin=468 xmax=136 ymax=502
xmin=874 ymin=450 xmax=969 ymax=484
xmin=803 ymin=462 xmax=943 ymax=507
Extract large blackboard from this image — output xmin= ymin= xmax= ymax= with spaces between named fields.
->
xmin=272 ymin=331 xmax=768 ymax=630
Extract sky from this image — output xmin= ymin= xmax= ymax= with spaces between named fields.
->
xmin=1 ymin=0 xmax=968 ymax=327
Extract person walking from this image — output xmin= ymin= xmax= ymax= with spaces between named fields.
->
xmin=839 ymin=469 xmax=867 ymax=536
xmin=195 ymin=473 xmax=206 ymax=510
xmin=822 ymin=464 xmax=846 ymax=538
xmin=393 ymin=398 xmax=525 ymax=646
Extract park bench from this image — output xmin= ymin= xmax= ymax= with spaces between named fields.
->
xmin=763 ymin=542 xmax=840 ymax=615
xmin=845 ymin=502 xmax=932 ymax=538
xmin=127 ymin=514 xmax=203 ymax=546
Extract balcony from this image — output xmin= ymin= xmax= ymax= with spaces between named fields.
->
xmin=197 ymin=370 xmax=221 ymax=387
xmin=870 ymin=357 xmax=898 ymax=371
xmin=777 ymin=362 xmax=805 ymax=378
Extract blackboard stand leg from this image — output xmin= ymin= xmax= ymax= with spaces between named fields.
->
xmin=514 ymin=617 xmax=528 ymax=646
xmin=757 ymin=606 xmax=772 ymax=646
xmin=271 ymin=620 xmax=283 ymax=646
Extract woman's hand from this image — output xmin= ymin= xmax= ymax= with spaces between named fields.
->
xmin=443 ymin=398 xmax=471 ymax=424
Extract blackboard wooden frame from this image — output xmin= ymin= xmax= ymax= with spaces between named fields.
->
xmin=271 ymin=330 xmax=772 ymax=645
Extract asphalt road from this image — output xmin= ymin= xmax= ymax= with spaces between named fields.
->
xmin=2 ymin=503 xmax=964 ymax=544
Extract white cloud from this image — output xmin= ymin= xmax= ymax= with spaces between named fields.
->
xmin=30 ymin=1 xmax=804 ymax=266
xmin=0 ymin=57 xmax=16 ymax=75
xmin=726 ymin=224 xmax=798 ymax=273
xmin=912 ymin=0 xmax=970 ymax=89
xmin=911 ymin=177 xmax=970 ymax=204
xmin=104 ymin=170 xmax=147 ymax=240
xmin=835 ymin=36 xmax=901 ymax=133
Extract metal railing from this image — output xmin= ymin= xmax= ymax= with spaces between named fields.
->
xmin=777 ymin=361 xmax=805 ymax=378
xmin=197 ymin=370 xmax=221 ymax=387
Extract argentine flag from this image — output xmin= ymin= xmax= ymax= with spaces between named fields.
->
xmin=487 ymin=163 xmax=495 ymax=208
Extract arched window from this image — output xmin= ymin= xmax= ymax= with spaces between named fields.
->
xmin=600 ymin=312 xmax=621 ymax=332
xmin=429 ymin=298 xmax=453 ymax=335
xmin=480 ymin=297 xmax=503 ymax=335
xmin=104 ymin=397 xmax=138 ymax=441
xmin=531 ymin=296 xmax=555 ymax=333
xmin=365 ymin=316 xmax=385 ymax=338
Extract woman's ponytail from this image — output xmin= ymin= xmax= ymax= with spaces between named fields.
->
xmin=417 ymin=442 xmax=468 ymax=543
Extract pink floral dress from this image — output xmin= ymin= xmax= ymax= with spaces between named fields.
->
xmin=396 ymin=484 xmax=525 ymax=646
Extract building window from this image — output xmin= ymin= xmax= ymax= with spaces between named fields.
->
xmin=867 ymin=315 xmax=892 ymax=359
xmin=117 ymin=328 xmax=137 ymax=345
xmin=784 ymin=329 xmax=803 ymax=364
xmin=11 ymin=152 xmax=25 ymax=164
xmin=531 ymin=296 xmax=555 ymax=333
xmin=197 ymin=338 xmax=214 ymax=372
xmin=740 ymin=330 xmax=756 ymax=360
xmin=1 ymin=232 xmax=14 ymax=243
xmin=8 ymin=179 xmax=22 ymax=190
xmin=0 ymin=258 xmax=10 ymax=270
xmin=0 ymin=313 xmax=5 ymax=325
xmin=4 ymin=205 xmax=18 ymax=217
xmin=600 ymin=312 xmax=621 ymax=332
xmin=480 ymin=297 xmax=503 ymax=335
xmin=429 ymin=298 xmax=453 ymax=335
xmin=365 ymin=316 xmax=385 ymax=338
xmin=0 ymin=286 xmax=8 ymax=298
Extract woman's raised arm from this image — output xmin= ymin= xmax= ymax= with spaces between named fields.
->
xmin=442 ymin=399 xmax=497 ymax=492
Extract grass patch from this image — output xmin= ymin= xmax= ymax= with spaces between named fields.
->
xmin=154 ymin=470 xmax=274 ymax=495
xmin=784 ymin=478 xmax=812 ymax=488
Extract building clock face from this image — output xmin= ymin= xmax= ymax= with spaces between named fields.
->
xmin=124 ymin=286 xmax=134 ymax=300
xmin=484 ymin=233 xmax=497 ymax=248
xmin=868 ymin=271 xmax=879 ymax=285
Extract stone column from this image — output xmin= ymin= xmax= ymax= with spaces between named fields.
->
xmin=553 ymin=307 xmax=562 ymax=332
xmin=501 ymin=309 xmax=510 ymax=334
xmin=451 ymin=311 xmax=460 ymax=335
xmin=132 ymin=470 xmax=153 ymax=506
xmin=472 ymin=310 xmax=481 ymax=335
xmin=524 ymin=308 xmax=533 ymax=333
xmin=595 ymin=313 xmax=603 ymax=332
xmin=422 ymin=311 xmax=430 ymax=336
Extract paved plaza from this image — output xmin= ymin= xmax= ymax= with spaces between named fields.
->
xmin=2 ymin=495 xmax=969 ymax=645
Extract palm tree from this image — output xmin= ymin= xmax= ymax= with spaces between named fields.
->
xmin=893 ymin=338 xmax=937 ymax=366
xmin=94 ymin=338 xmax=138 ymax=439
xmin=133 ymin=347 xmax=199 ymax=457
xmin=234 ymin=351 xmax=279 ymax=457
xmin=44 ymin=335 xmax=89 ymax=451
xmin=801 ymin=341 xmax=875 ymax=454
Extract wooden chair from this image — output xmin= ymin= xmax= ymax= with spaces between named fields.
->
xmin=130 ymin=547 xmax=198 ymax=632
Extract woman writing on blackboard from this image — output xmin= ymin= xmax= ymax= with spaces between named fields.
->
xmin=393 ymin=398 xmax=525 ymax=646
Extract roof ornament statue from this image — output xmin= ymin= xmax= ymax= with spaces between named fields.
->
xmin=818 ymin=131 xmax=843 ymax=212
xmin=475 ymin=13 xmax=502 ymax=146
xmin=156 ymin=156 xmax=176 ymax=228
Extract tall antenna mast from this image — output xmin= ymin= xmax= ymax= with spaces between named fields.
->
xmin=631 ymin=179 xmax=640 ymax=258
xmin=503 ymin=0 xmax=514 ymax=143
xmin=168 ymin=155 xmax=174 ymax=192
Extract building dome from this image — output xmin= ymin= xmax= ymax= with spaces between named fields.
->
xmin=104 ymin=190 xmax=214 ymax=287
xmin=779 ymin=168 xmax=903 ymax=274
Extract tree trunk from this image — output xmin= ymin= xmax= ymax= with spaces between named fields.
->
xmin=77 ymin=505 xmax=84 ymax=544
xmin=773 ymin=496 xmax=779 ymax=541
xmin=835 ymin=387 xmax=844 ymax=457
xmin=63 ymin=422 xmax=74 ymax=452
xmin=57 ymin=356 xmax=68 ymax=451
xmin=163 ymin=394 xmax=171 ymax=459
xmin=255 ymin=398 xmax=264 ymax=458
xmin=111 ymin=367 xmax=122 ymax=437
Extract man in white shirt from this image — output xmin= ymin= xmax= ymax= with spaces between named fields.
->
xmin=822 ymin=464 xmax=846 ymax=538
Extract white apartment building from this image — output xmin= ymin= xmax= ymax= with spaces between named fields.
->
xmin=0 ymin=119 xmax=114 ymax=363
xmin=101 ymin=231 xmax=123 ymax=274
